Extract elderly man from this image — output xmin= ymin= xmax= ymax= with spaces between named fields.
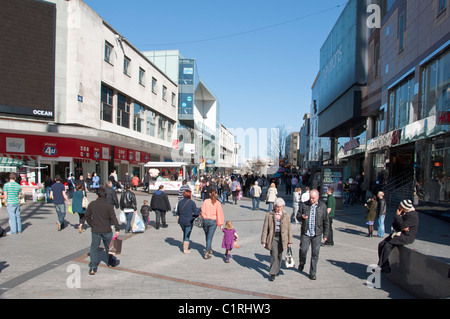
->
xmin=296 ymin=189 xmax=329 ymax=280
xmin=261 ymin=198 xmax=293 ymax=281
xmin=250 ymin=181 xmax=262 ymax=211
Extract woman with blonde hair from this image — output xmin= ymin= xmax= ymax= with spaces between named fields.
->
xmin=265 ymin=183 xmax=278 ymax=212
xmin=201 ymin=190 xmax=224 ymax=259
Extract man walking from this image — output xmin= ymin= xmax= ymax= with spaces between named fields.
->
xmin=3 ymin=173 xmax=23 ymax=235
xmin=250 ymin=181 xmax=262 ymax=211
xmin=150 ymin=185 xmax=171 ymax=229
xmin=50 ymin=175 xmax=70 ymax=231
xmin=296 ymin=189 xmax=329 ymax=280
xmin=85 ymin=187 xmax=120 ymax=275
xmin=323 ymin=187 xmax=335 ymax=247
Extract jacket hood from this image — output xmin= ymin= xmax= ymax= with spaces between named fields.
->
xmin=155 ymin=190 xmax=163 ymax=195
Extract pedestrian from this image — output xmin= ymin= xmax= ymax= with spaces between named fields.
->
xmin=201 ymin=180 xmax=212 ymax=201
xmin=176 ymin=188 xmax=200 ymax=254
xmin=50 ymin=175 xmax=71 ymax=231
xmin=291 ymin=187 xmax=301 ymax=223
xmin=221 ymin=178 xmax=230 ymax=204
xmin=266 ymin=183 xmax=278 ymax=213
xmin=144 ymin=170 xmax=150 ymax=192
xmin=119 ymin=184 xmax=137 ymax=233
xmin=140 ymin=200 xmax=151 ymax=229
xmin=301 ymin=186 xmax=310 ymax=203
xmin=231 ymin=177 xmax=241 ymax=205
xmin=250 ymin=181 xmax=262 ymax=211
xmin=222 ymin=220 xmax=239 ymax=263
xmin=376 ymin=191 xmax=387 ymax=237
xmin=131 ymin=175 xmax=139 ymax=191
xmin=72 ymin=182 xmax=87 ymax=233
xmin=67 ymin=173 xmax=75 ymax=199
xmin=377 ymin=199 xmax=419 ymax=273
xmin=200 ymin=190 xmax=224 ymax=259
xmin=296 ymin=189 xmax=329 ymax=280
xmin=150 ymin=184 xmax=171 ymax=229
xmin=343 ymin=179 xmax=351 ymax=206
xmin=178 ymin=180 xmax=191 ymax=201
xmin=3 ymin=173 xmax=23 ymax=235
xmin=323 ymin=187 xmax=336 ymax=246
xmin=85 ymin=187 xmax=120 ymax=275
xmin=365 ymin=195 xmax=378 ymax=237
xmin=261 ymin=198 xmax=293 ymax=281
xmin=92 ymin=172 xmax=100 ymax=193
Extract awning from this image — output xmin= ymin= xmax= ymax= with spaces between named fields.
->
xmin=0 ymin=157 xmax=24 ymax=167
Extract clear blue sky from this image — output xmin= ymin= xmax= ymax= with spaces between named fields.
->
xmin=84 ymin=0 xmax=347 ymax=135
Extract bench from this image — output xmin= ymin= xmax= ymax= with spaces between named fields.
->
xmin=385 ymin=246 xmax=450 ymax=299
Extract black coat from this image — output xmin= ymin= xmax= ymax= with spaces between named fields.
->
xmin=297 ymin=200 xmax=329 ymax=239
xmin=120 ymin=190 xmax=137 ymax=211
xmin=150 ymin=191 xmax=171 ymax=212
xmin=390 ymin=210 xmax=419 ymax=245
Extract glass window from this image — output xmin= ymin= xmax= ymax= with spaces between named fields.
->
xmin=398 ymin=12 xmax=406 ymax=52
xmin=167 ymin=122 xmax=173 ymax=141
xmin=421 ymin=51 xmax=449 ymax=118
xmin=104 ymin=41 xmax=114 ymax=64
xmin=438 ymin=0 xmax=447 ymax=15
xmin=117 ymin=94 xmax=130 ymax=128
xmin=146 ymin=110 xmax=156 ymax=137
xmin=388 ymin=76 xmax=415 ymax=130
xmin=139 ymin=68 xmax=145 ymax=86
xmin=172 ymin=93 xmax=176 ymax=107
xmin=158 ymin=116 xmax=166 ymax=140
xmin=133 ymin=103 xmax=144 ymax=133
xmin=162 ymin=86 xmax=167 ymax=101
xmin=152 ymin=77 xmax=157 ymax=94
xmin=101 ymin=85 xmax=113 ymax=123
xmin=124 ymin=57 xmax=131 ymax=76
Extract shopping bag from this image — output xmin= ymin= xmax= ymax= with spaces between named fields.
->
xmin=109 ymin=235 xmax=122 ymax=255
xmin=285 ymin=246 xmax=295 ymax=268
xmin=68 ymin=205 xmax=74 ymax=214
xmin=132 ymin=214 xmax=145 ymax=233
xmin=119 ymin=211 xmax=126 ymax=224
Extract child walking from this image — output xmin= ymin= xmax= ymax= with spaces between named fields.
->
xmin=222 ymin=220 xmax=239 ymax=263
xmin=141 ymin=200 xmax=150 ymax=229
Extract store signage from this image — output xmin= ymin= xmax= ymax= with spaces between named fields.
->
xmin=6 ymin=137 xmax=25 ymax=153
xmin=33 ymin=109 xmax=53 ymax=117
xmin=344 ymin=138 xmax=360 ymax=152
xmin=43 ymin=145 xmax=57 ymax=156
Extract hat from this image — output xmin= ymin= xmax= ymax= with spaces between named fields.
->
xmin=400 ymin=199 xmax=414 ymax=211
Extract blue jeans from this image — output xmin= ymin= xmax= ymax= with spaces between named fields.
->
xmin=7 ymin=204 xmax=21 ymax=234
xmin=54 ymin=204 xmax=66 ymax=228
xmin=180 ymin=224 xmax=193 ymax=242
xmin=125 ymin=212 xmax=134 ymax=232
xmin=252 ymin=197 xmax=260 ymax=210
xmin=89 ymin=231 xmax=113 ymax=269
xmin=202 ymin=218 xmax=217 ymax=252
xmin=268 ymin=202 xmax=274 ymax=212
xmin=377 ymin=215 xmax=386 ymax=237
xmin=221 ymin=191 xmax=228 ymax=204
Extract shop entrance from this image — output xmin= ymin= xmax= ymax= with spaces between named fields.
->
xmin=389 ymin=144 xmax=414 ymax=179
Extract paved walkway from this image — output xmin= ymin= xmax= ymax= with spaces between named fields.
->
xmin=1 ymin=189 xmax=446 ymax=299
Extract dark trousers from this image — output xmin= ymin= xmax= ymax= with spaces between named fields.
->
xmin=269 ymin=233 xmax=284 ymax=276
xmin=299 ymin=234 xmax=322 ymax=276
xmin=154 ymin=209 xmax=166 ymax=229
xmin=327 ymin=217 xmax=334 ymax=245
xmin=89 ymin=231 xmax=113 ymax=269
xmin=378 ymin=236 xmax=399 ymax=270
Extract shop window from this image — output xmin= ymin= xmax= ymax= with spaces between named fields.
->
xmin=388 ymin=75 xmax=415 ymax=130
xmin=104 ymin=41 xmax=114 ymax=64
xmin=421 ymin=50 xmax=449 ymax=119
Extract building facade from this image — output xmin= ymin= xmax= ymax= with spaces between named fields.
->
xmin=0 ymin=0 xmax=178 ymax=185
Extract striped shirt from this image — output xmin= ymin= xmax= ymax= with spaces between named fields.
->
xmin=306 ymin=203 xmax=317 ymax=237
xmin=3 ymin=181 xmax=22 ymax=205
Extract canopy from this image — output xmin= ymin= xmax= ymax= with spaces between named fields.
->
xmin=0 ymin=157 xmax=24 ymax=173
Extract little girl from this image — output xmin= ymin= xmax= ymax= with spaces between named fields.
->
xmin=222 ymin=220 xmax=239 ymax=263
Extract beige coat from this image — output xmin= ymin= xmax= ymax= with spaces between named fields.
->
xmin=261 ymin=210 xmax=293 ymax=251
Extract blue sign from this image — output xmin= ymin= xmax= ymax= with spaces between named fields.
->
xmin=43 ymin=146 xmax=57 ymax=156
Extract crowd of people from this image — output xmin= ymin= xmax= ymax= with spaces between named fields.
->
xmin=1 ymin=170 xmax=419 ymax=281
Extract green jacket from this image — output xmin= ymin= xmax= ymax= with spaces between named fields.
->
xmin=326 ymin=194 xmax=336 ymax=218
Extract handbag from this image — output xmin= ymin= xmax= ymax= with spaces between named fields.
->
xmin=109 ymin=235 xmax=122 ymax=255
xmin=285 ymin=246 xmax=295 ymax=268
xmin=193 ymin=215 xmax=203 ymax=228
xmin=82 ymin=196 xmax=89 ymax=209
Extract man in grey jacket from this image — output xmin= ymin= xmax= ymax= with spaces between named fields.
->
xmin=296 ymin=189 xmax=329 ymax=280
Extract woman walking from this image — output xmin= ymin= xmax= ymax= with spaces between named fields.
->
xmin=92 ymin=172 xmax=100 ymax=193
xmin=261 ymin=198 xmax=293 ymax=281
xmin=120 ymin=184 xmax=137 ymax=233
xmin=176 ymin=188 xmax=200 ymax=253
xmin=365 ymin=195 xmax=378 ymax=237
xmin=72 ymin=183 xmax=87 ymax=233
xmin=201 ymin=190 xmax=224 ymax=259
xmin=266 ymin=183 xmax=278 ymax=212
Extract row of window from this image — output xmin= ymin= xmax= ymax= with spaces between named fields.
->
xmin=375 ymin=49 xmax=449 ymax=135
xmin=104 ymin=41 xmax=176 ymax=107
xmin=101 ymin=85 xmax=174 ymax=142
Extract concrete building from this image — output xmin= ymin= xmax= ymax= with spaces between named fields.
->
xmin=0 ymin=0 xmax=178 ymax=184
xmin=143 ymin=50 xmax=221 ymax=175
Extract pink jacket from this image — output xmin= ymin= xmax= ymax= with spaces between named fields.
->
xmin=201 ymin=198 xmax=224 ymax=227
